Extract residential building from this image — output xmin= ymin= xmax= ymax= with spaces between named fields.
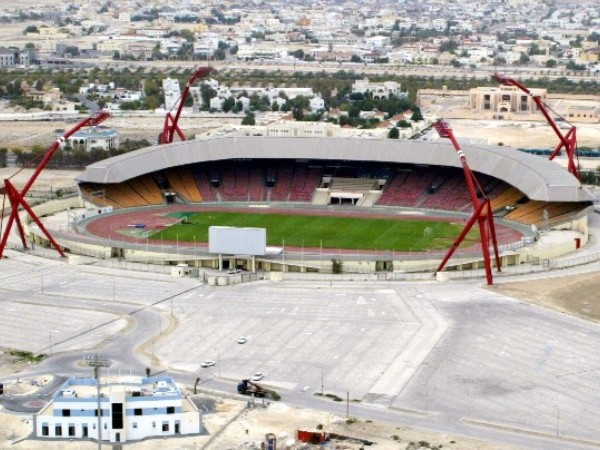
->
xmin=33 ymin=376 xmax=202 ymax=444
xmin=162 ymin=78 xmax=182 ymax=111
xmin=352 ymin=78 xmax=404 ymax=99
xmin=65 ymin=127 xmax=119 ymax=152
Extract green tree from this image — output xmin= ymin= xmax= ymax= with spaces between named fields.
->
xmin=411 ymin=107 xmax=423 ymax=121
xmin=241 ymin=112 xmax=256 ymax=125
xmin=23 ymin=25 xmax=38 ymax=34
xmin=291 ymin=49 xmax=304 ymax=59
xmin=439 ymin=39 xmax=459 ymax=53
xmin=388 ymin=127 xmax=399 ymax=139
xmin=222 ymin=96 xmax=235 ymax=112
xmin=180 ymin=29 xmax=195 ymax=42
xmin=0 ymin=148 xmax=7 ymax=168
xmin=545 ymin=59 xmax=557 ymax=68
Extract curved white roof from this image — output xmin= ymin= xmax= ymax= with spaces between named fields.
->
xmin=76 ymin=136 xmax=590 ymax=203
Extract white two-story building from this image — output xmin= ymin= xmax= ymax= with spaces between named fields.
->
xmin=34 ymin=376 xmax=202 ymax=444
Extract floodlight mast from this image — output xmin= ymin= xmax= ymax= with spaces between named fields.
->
xmin=433 ymin=119 xmax=501 ymax=286
xmin=0 ymin=112 xmax=110 ymax=258
xmin=160 ymin=66 xmax=214 ymax=144
xmin=490 ymin=73 xmax=579 ymax=180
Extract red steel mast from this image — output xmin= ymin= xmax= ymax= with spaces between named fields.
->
xmin=0 ymin=112 xmax=110 ymax=258
xmin=160 ymin=66 xmax=214 ymax=144
xmin=491 ymin=73 xmax=579 ymax=180
xmin=433 ymin=119 xmax=501 ymax=285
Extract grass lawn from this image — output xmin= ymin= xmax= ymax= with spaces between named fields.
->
xmin=149 ymin=211 xmax=479 ymax=251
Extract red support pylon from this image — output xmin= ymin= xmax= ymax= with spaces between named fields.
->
xmin=160 ymin=66 xmax=213 ymax=144
xmin=433 ymin=119 xmax=501 ymax=285
xmin=0 ymin=112 xmax=110 ymax=258
xmin=491 ymin=73 xmax=579 ymax=180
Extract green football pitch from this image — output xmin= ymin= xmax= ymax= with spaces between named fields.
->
xmin=149 ymin=211 xmax=479 ymax=251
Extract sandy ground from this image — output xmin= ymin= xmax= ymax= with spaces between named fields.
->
xmin=0 ymin=113 xmax=239 ymax=151
xmin=0 ymin=383 xmax=516 ymax=450
xmin=493 ymin=271 xmax=600 ymax=323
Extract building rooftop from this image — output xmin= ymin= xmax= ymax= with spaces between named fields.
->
xmin=54 ymin=376 xmax=181 ymax=400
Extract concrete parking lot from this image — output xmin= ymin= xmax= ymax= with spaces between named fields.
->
xmin=1 ymin=250 xmax=600 ymax=448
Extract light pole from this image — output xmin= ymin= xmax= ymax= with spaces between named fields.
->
xmin=85 ymin=354 xmax=110 ymax=450
xmin=321 ymin=367 xmax=324 ymax=396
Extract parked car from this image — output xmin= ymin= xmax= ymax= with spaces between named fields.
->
xmin=201 ymin=360 xmax=216 ymax=368
xmin=251 ymin=372 xmax=264 ymax=381
xmin=237 ymin=337 xmax=247 ymax=344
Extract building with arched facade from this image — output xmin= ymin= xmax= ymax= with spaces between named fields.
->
xmin=65 ymin=127 xmax=119 ymax=153
xmin=469 ymin=85 xmax=546 ymax=119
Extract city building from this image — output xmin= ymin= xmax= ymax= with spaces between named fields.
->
xmin=162 ymin=78 xmax=182 ymax=111
xmin=33 ymin=375 xmax=203 ymax=444
xmin=469 ymin=85 xmax=546 ymax=119
xmin=352 ymin=78 xmax=404 ymax=99
xmin=65 ymin=127 xmax=119 ymax=152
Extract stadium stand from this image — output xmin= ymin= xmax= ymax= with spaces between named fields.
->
xmin=289 ymin=165 xmax=322 ymax=202
xmin=489 ymin=186 xmax=526 ymax=213
xmin=271 ymin=163 xmax=294 ymax=201
xmin=79 ymin=182 xmax=149 ymax=208
xmin=128 ymin=175 xmax=163 ymax=205
xmin=420 ymin=171 xmax=473 ymax=211
xmin=376 ymin=170 xmax=411 ymax=206
xmin=194 ymin=169 xmax=218 ymax=202
xmin=164 ymin=167 xmax=203 ymax=203
xmin=505 ymin=200 xmax=588 ymax=225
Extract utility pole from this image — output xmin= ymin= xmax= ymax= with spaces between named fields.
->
xmin=85 ymin=354 xmax=110 ymax=450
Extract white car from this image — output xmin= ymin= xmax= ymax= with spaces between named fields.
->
xmin=251 ymin=372 xmax=264 ymax=381
xmin=200 ymin=360 xmax=216 ymax=368
xmin=237 ymin=337 xmax=247 ymax=344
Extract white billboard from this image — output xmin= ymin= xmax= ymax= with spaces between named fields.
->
xmin=208 ymin=226 xmax=267 ymax=256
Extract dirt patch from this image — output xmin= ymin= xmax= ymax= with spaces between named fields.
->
xmin=493 ymin=271 xmax=600 ymax=322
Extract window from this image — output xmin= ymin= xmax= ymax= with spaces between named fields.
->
xmin=55 ymin=425 xmax=62 ymax=436
xmin=162 ymin=422 xmax=169 ymax=432
xmin=132 ymin=422 xmax=138 ymax=429
xmin=134 ymin=408 xmax=142 ymax=416
xmin=167 ymin=406 xmax=175 ymax=414
xmin=41 ymin=425 xmax=49 ymax=436
xmin=62 ymin=409 xmax=71 ymax=417
xmin=68 ymin=425 xmax=75 ymax=437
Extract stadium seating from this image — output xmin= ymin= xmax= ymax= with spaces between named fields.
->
xmin=128 ymin=175 xmax=163 ymax=205
xmin=271 ymin=164 xmax=294 ymax=201
xmin=164 ymin=167 xmax=203 ymax=203
xmin=194 ymin=169 xmax=218 ymax=202
xmin=489 ymin=186 xmax=525 ymax=212
xmin=377 ymin=168 xmax=434 ymax=207
xmin=289 ymin=166 xmax=322 ymax=202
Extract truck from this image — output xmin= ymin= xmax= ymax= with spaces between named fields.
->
xmin=237 ymin=379 xmax=280 ymax=400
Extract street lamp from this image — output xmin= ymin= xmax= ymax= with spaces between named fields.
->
xmin=85 ymin=354 xmax=110 ymax=450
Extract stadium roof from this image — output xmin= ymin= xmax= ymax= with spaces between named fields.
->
xmin=76 ymin=136 xmax=591 ymax=203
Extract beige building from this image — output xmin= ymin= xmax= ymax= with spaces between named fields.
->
xmin=469 ymin=85 xmax=546 ymax=119
xmin=565 ymin=105 xmax=600 ymax=123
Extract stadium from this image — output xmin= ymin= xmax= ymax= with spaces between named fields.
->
xmin=66 ymin=133 xmax=594 ymax=279
xmin=3 ymin=127 xmax=600 ymax=449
